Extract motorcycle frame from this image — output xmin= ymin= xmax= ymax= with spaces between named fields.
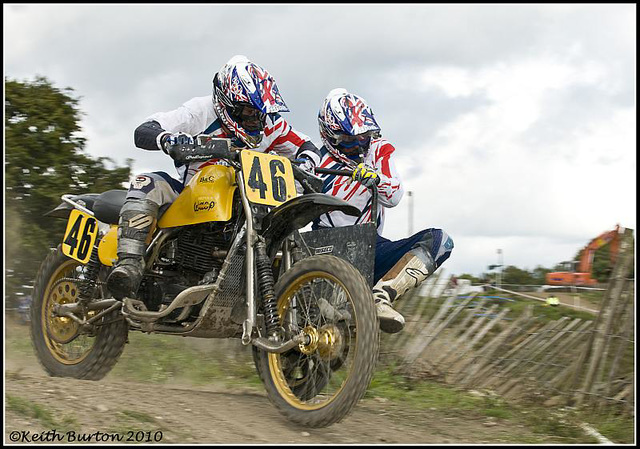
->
xmin=52 ymin=158 xmax=367 ymax=354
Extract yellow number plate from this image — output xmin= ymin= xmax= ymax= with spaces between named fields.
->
xmin=62 ymin=209 xmax=99 ymax=264
xmin=240 ymin=150 xmax=296 ymax=206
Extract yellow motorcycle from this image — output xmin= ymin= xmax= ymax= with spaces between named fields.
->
xmin=30 ymin=137 xmax=379 ymax=428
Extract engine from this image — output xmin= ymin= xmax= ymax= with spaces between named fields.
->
xmin=141 ymin=221 xmax=236 ymax=315
xmin=175 ymin=225 xmax=229 ymax=276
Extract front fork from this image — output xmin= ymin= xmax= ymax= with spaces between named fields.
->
xmin=237 ymin=169 xmax=307 ymax=352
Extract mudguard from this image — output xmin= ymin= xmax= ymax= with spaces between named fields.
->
xmin=261 ymin=193 xmax=361 ymax=259
xmin=43 ymin=190 xmax=128 ymax=225
xmin=43 ymin=193 xmax=101 ymax=219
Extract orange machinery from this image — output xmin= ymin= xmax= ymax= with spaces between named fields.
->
xmin=546 ymin=225 xmax=622 ymax=286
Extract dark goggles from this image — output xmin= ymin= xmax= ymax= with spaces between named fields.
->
xmin=332 ymin=131 xmax=374 ymax=145
xmin=330 ymin=131 xmax=374 ymax=155
xmin=228 ymin=103 xmax=267 ymax=132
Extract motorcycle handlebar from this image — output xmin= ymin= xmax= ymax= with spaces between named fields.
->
xmin=313 ymin=166 xmax=378 ymax=224
xmin=314 ymin=167 xmax=354 ymax=177
xmin=201 ymin=138 xmax=239 ymax=162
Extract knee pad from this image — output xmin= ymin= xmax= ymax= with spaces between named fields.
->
xmin=410 ymin=228 xmax=454 ymax=270
xmin=126 ymin=173 xmax=180 ymax=207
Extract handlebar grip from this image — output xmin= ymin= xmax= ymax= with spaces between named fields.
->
xmin=314 ymin=167 xmax=353 ymax=177
xmin=312 ymin=166 xmax=379 ymax=224
xmin=202 ymin=138 xmax=237 ymax=161
xmin=167 ymin=137 xmax=238 ymax=164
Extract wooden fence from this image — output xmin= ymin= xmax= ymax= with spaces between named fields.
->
xmin=381 ymin=229 xmax=635 ymax=412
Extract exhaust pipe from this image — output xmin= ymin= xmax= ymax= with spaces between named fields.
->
xmin=122 ymin=284 xmax=218 ymax=322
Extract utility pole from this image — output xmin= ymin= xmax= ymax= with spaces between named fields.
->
xmin=407 ymin=191 xmax=413 ymax=236
xmin=497 ymin=248 xmax=503 ymax=289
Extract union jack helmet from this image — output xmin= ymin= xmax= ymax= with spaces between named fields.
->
xmin=318 ymin=88 xmax=381 ymax=165
xmin=212 ymin=55 xmax=289 ymax=148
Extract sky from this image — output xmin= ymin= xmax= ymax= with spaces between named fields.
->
xmin=4 ymin=3 xmax=636 ymax=278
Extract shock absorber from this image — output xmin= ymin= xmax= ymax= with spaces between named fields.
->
xmin=79 ymin=244 xmax=102 ymax=300
xmin=254 ymin=240 xmax=280 ymax=338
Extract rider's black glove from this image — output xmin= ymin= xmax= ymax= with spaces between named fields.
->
xmin=160 ymin=132 xmax=194 ymax=153
xmin=163 ymin=134 xmax=233 ymax=164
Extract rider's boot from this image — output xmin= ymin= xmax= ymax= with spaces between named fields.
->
xmin=373 ymin=251 xmax=435 ymax=334
xmin=106 ymin=199 xmax=158 ymax=301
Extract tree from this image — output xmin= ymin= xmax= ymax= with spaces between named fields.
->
xmin=531 ymin=265 xmax=552 ymax=285
xmin=457 ymin=273 xmax=483 ymax=284
xmin=5 ymin=76 xmax=132 ymax=305
xmin=591 ymin=243 xmax=614 ymax=283
xmin=575 ymin=243 xmax=617 ymax=283
xmin=501 ymin=265 xmax=535 ymax=286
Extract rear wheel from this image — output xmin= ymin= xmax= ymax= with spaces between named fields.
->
xmin=30 ymin=245 xmax=128 ymax=380
xmin=254 ymin=255 xmax=379 ymax=427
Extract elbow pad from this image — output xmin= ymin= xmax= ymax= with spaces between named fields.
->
xmin=296 ymin=140 xmax=321 ymax=166
xmin=134 ymin=121 xmax=168 ymax=151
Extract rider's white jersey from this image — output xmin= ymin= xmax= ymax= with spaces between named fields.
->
xmin=146 ymin=96 xmax=314 ymax=185
xmin=313 ymin=138 xmax=404 ymax=233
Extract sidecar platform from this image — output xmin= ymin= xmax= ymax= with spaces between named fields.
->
xmin=294 ymin=223 xmax=377 ymax=287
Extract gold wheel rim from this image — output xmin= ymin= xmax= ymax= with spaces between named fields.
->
xmin=41 ymin=258 xmax=95 ymax=365
xmin=268 ymin=271 xmax=356 ymax=411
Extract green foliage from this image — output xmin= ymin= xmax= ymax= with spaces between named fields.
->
xmin=4 ymin=76 xmax=132 ymax=304
xmin=501 ymin=265 xmax=536 ymax=285
xmin=591 ymin=243 xmax=614 ymax=283
xmin=456 ymin=273 xmax=483 ymax=284
xmin=531 ymin=265 xmax=552 ymax=285
xmin=575 ymin=241 xmax=620 ymax=283
xmin=6 ymin=394 xmax=77 ymax=431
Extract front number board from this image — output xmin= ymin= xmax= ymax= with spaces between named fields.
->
xmin=240 ymin=150 xmax=296 ymax=206
xmin=61 ymin=209 xmax=99 ymax=264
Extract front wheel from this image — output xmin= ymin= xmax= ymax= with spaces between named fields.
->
xmin=254 ymin=255 xmax=379 ymax=428
xmin=30 ymin=245 xmax=128 ymax=380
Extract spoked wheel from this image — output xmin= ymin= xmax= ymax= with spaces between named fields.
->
xmin=254 ymin=255 xmax=379 ymax=428
xmin=30 ymin=245 xmax=128 ymax=380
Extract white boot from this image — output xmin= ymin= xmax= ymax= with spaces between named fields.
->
xmin=373 ymin=253 xmax=432 ymax=334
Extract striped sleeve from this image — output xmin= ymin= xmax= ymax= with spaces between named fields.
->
xmin=374 ymin=142 xmax=404 ymax=207
xmin=266 ymin=115 xmax=311 ymax=160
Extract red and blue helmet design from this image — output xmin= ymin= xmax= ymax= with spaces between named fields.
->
xmin=318 ymin=88 xmax=381 ymax=164
xmin=213 ymin=55 xmax=289 ymax=148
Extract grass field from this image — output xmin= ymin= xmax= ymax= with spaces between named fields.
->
xmin=5 ymin=318 xmax=634 ymax=444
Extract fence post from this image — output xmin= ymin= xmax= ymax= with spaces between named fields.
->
xmin=439 ymin=307 xmax=510 ymax=378
xmin=605 ymin=280 xmax=635 ymax=401
xmin=432 ymin=303 xmax=499 ymax=368
xmin=477 ymin=318 xmax=568 ymax=390
xmin=401 ymin=293 xmax=477 ymax=367
xmin=576 ymin=229 xmax=634 ymax=406
xmin=456 ymin=305 xmax=534 ymax=386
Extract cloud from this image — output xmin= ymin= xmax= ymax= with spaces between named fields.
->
xmin=381 ymin=52 xmax=635 ymax=275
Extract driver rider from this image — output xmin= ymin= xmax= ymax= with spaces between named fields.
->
xmin=313 ymin=88 xmax=454 ymax=333
xmin=106 ymin=55 xmax=320 ymax=301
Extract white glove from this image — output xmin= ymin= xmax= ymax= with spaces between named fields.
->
xmin=298 ymin=157 xmax=315 ymax=173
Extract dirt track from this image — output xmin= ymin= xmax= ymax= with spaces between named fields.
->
xmin=4 ymin=321 xmax=564 ymax=445
xmin=5 ymin=371 xmax=543 ymax=445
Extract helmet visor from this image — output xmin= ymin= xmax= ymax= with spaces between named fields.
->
xmin=328 ymin=131 xmax=373 ymax=154
xmin=335 ymin=131 xmax=374 ymax=144
xmin=229 ymin=103 xmax=267 ymax=133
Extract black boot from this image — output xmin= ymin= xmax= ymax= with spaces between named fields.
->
xmin=106 ymin=199 xmax=158 ymax=301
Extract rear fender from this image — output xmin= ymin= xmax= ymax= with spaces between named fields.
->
xmin=260 ymin=193 xmax=360 ymax=259
xmin=43 ymin=193 xmax=101 ymax=219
